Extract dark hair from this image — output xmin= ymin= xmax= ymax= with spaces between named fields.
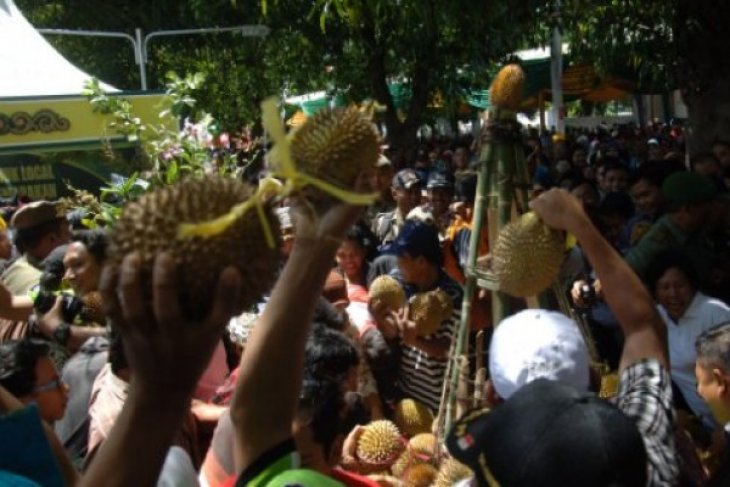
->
xmin=71 ymin=229 xmax=108 ymax=265
xmin=312 ymin=297 xmax=346 ymax=332
xmin=304 ymin=325 xmax=360 ymax=385
xmin=14 ymin=218 xmax=66 ymax=254
xmin=645 ymin=249 xmax=700 ymax=297
xmin=0 ymin=339 xmax=50 ymax=397
xmin=298 ymin=376 xmax=344 ymax=459
xmin=602 ymin=160 xmax=629 ymax=176
xmin=344 ymin=223 xmax=378 ymax=263
xmin=598 ymin=191 xmax=634 ymax=220
xmin=39 ymin=244 xmax=69 ymax=292
xmin=696 ymin=322 xmax=730 ymax=371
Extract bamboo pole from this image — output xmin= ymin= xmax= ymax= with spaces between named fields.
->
xmin=443 ymin=119 xmax=494 ymax=435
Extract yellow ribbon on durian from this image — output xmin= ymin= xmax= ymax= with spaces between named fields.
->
xmin=177 ymin=97 xmax=378 ymax=246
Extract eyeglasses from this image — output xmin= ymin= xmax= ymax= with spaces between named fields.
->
xmin=33 ymin=378 xmax=64 ymax=394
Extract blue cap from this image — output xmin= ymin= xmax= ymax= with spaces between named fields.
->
xmin=382 ymin=219 xmax=441 ymax=265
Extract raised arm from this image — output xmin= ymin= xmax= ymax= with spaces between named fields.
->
xmin=230 ymin=197 xmax=364 ymax=473
xmin=81 ymin=253 xmax=241 ymax=487
xmin=530 ymin=189 xmax=668 ymax=373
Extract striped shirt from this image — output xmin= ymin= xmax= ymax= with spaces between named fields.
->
xmin=392 ymin=269 xmax=463 ymax=411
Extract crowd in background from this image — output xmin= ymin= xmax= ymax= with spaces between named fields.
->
xmin=0 ymin=119 xmax=729 ymax=486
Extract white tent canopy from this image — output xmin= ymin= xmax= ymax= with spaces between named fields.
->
xmin=0 ymin=0 xmax=116 ymax=97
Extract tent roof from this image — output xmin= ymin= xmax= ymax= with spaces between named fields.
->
xmin=0 ymin=0 xmax=116 ymax=98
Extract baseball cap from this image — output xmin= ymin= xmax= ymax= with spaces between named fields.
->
xmin=10 ymin=201 xmax=65 ymax=230
xmin=446 ymin=379 xmax=648 ymax=487
xmin=489 ymin=309 xmax=589 ymax=400
xmin=392 ymin=169 xmax=421 ymax=190
xmin=381 ymin=219 xmax=441 ymax=265
xmin=426 ymin=171 xmax=454 ymax=190
xmin=661 ymin=171 xmax=716 ymax=206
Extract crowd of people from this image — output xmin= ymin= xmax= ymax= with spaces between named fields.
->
xmin=0 ymin=120 xmax=728 ymax=486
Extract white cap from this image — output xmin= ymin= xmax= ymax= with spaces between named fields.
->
xmin=489 ymin=309 xmax=590 ymax=400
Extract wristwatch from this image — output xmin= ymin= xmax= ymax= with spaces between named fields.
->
xmin=52 ymin=321 xmax=72 ymax=347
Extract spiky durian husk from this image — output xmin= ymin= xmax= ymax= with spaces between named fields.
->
xmin=290 ymin=106 xmax=379 ymax=198
xmin=369 ymin=275 xmax=406 ymax=311
xmin=433 ymin=457 xmax=472 ymax=487
xmin=356 ymin=420 xmax=405 ymax=469
xmin=393 ymin=399 xmax=434 ymax=438
xmin=401 ymin=463 xmax=438 ymax=487
xmin=491 ymin=211 xmax=563 ymax=297
xmin=391 ymin=433 xmax=439 ymax=477
xmin=107 ymin=177 xmax=281 ymax=320
xmin=409 ymin=289 xmax=453 ymax=336
xmin=489 ymin=64 xmax=525 ymax=110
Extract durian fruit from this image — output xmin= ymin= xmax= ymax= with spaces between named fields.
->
xmin=409 ymin=289 xmax=453 ymax=336
xmin=356 ymin=420 xmax=405 ymax=469
xmin=107 ymin=177 xmax=281 ymax=320
xmin=391 ymin=433 xmax=439 ymax=477
xmin=393 ymin=399 xmax=434 ymax=438
xmin=369 ymin=275 xmax=406 ymax=311
xmin=290 ymin=106 xmax=379 ymax=203
xmin=401 ymin=463 xmax=438 ymax=487
xmin=433 ymin=457 xmax=472 ymax=487
xmin=489 ymin=63 xmax=525 ymax=110
xmin=80 ymin=291 xmax=105 ymax=324
xmin=490 ymin=211 xmax=563 ymax=298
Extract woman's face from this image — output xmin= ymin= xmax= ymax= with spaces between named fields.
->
xmin=335 ymin=239 xmax=365 ymax=280
xmin=63 ymin=242 xmax=102 ymax=295
xmin=655 ymin=267 xmax=695 ymax=321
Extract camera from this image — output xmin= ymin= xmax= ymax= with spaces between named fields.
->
xmin=578 ymin=281 xmax=597 ymax=308
xmin=34 ymin=291 xmax=85 ymax=323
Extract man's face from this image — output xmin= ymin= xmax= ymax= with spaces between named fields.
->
xmin=648 ymin=144 xmax=663 ymax=161
xmin=572 ymin=149 xmax=587 ymax=168
xmin=397 ymin=253 xmax=424 ymax=284
xmin=604 ymin=168 xmax=629 ymax=193
xmin=427 ymin=187 xmax=453 ymax=217
xmin=630 ymin=179 xmax=662 ymax=215
xmin=452 ymin=148 xmax=468 ymax=170
xmin=655 ymin=267 xmax=695 ymax=322
xmin=375 ymin=166 xmax=394 ymax=195
xmin=392 ymin=185 xmax=421 ymax=213
xmin=695 ymin=362 xmax=730 ymax=424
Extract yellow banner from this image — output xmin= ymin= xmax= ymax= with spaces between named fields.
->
xmin=0 ymin=93 xmax=168 ymax=154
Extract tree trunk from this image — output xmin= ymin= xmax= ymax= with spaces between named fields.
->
xmin=683 ymin=77 xmax=730 ymax=155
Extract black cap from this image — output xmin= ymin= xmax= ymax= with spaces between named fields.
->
xmin=446 ymin=379 xmax=647 ymax=487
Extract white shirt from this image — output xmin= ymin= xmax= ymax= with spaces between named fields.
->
xmin=658 ymin=292 xmax=730 ymax=426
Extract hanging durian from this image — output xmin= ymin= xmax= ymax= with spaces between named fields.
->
xmin=490 ymin=211 xmax=563 ymax=297
xmin=489 ymin=64 xmax=525 ymax=111
xmin=107 ymin=177 xmax=281 ymax=321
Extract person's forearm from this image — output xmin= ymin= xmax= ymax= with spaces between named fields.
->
xmin=571 ymin=216 xmax=668 ymax=369
xmin=80 ymin=385 xmax=189 ymax=487
xmin=0 ymin=295 xmax=33 ymax=321
xmin=231 ymin=237 xmax=338 ymax=469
